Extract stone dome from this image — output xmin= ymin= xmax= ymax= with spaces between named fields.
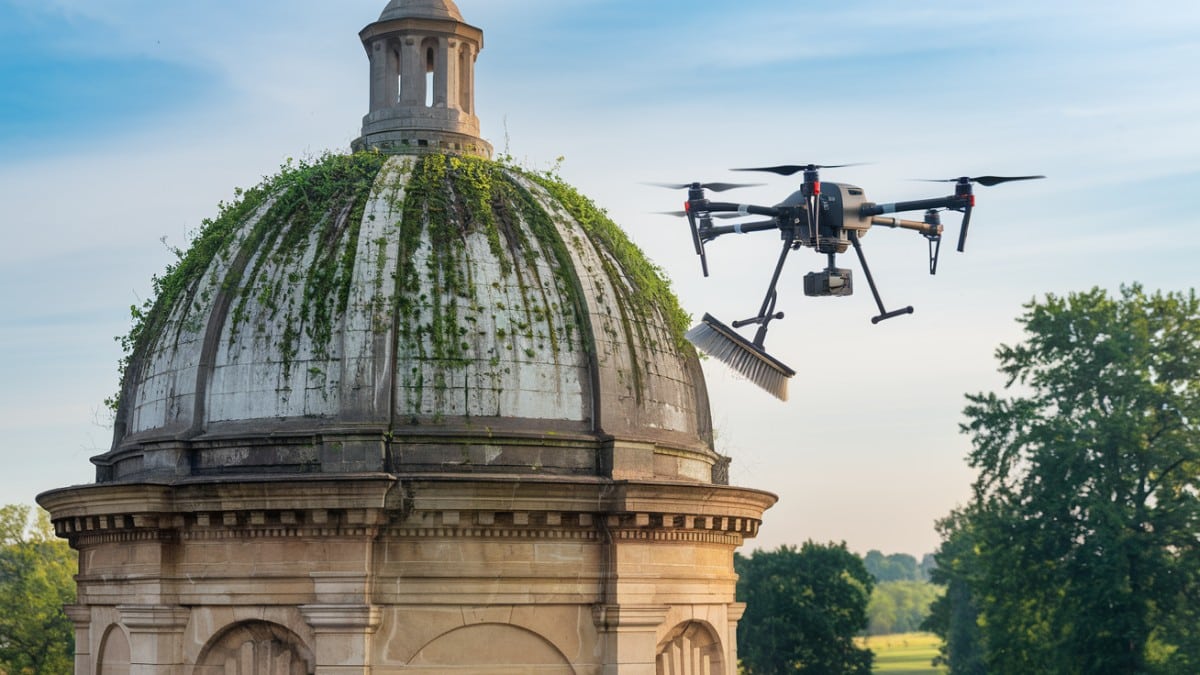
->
xmin=379 ymin=0 xmax=463 ymax=22
xmin=98 ymin=153 xmax=718 ymax=484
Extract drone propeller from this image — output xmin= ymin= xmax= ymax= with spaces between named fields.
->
xmin=646 ymin=181 xmax=762 ymax=192
xmin=655 ymin=210 xmax=743 ymax=219
xmin=917 ymin=175 xmax=1045 ymax=187
xmin=731 ymin=163 xmax=864 ymax=176
xmin=648 ymin=182 xmax=761 ymax=276
xmin=916 ymin=175 xmax=1044 ymax=251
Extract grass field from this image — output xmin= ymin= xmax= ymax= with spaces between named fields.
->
xmin=859 ymin=633 xmax=947 ymax=674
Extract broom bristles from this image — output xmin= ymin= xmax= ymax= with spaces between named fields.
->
xmin=685 ymin=313 xmax=795 ymax=401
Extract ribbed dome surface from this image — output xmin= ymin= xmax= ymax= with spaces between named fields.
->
xmin=379 ymin=0 xmax=463 ymax=22
xmin=98 ymin=153 xmax=716 ymax=483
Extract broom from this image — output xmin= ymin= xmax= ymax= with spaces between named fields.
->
xmin=685 ymin=313 xmax=795 ymax=401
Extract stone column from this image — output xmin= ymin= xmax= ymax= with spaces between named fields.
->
xmin=594 ymin=605 xmax=668 ymax=675
xmin=445 ymin=39 xmax=461 ymax=112
xmin=118 ymin=605 xmax=190 ymax=675
xmin=64 ymin=605 xmax=92 ymax=675
xmin=432 ymin=37 xmax=448 ymax=107
xmin=460 ymin=43 xmax=475 ymax=114
xmin=368 ymin=40 xmax=386 ymax=112
xmin=385 ymin=40 xmax=400 ymax=107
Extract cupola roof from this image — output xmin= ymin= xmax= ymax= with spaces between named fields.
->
xmin=379 ymin=0 xmax=464 ymax=22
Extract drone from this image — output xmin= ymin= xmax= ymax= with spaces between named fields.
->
xmin=653 ymin=163 xmax=1044 ymax=400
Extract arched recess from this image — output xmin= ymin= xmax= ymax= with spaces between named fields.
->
xmin=421 ymin=36 xmax=442 ymax=107
xmin=97 ymin=624 xmax=132 ymax=675
xmin=656 ymin=621 xmax=724 ymax=675
xmin=409 ymin=623 xmax=575 ymax=674
xmin=194 ymin=621 xmax=314 ymax=675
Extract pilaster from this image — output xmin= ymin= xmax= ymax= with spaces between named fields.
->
xmin=727 ymin=602 xmax=747 ymax=670
xmin=594 ymin=605 xmax=669 ymax=675
xmin=300 ymin=604 xmax=382 ymax=674
xmin=64 ymin=605 xmax=92 ymax=675
xmin=117 ymin=605 xmax=190 ymax=675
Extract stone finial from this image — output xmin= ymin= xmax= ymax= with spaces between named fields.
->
xmin=354 ymin=0 xmax=492 ymax=157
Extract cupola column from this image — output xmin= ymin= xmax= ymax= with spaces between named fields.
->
xmin=458 ymin=42 xmax=475 ymax=114
xmin=432 ymin=37 xmax=449 ymax=107
xmin=368 ymin=40 xmax=395 ymax=112
xmin=444 ymin=38 xmax=461 ymax=110
xmin=397 ymin=37 xmax=420 ymax=106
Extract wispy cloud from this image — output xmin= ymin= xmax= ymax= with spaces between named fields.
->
xmin=1 ymin=0 xmax=1198 ymax=553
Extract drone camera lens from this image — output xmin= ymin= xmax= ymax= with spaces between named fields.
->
xmin=804 ymin=268 xmax=853 ymax=297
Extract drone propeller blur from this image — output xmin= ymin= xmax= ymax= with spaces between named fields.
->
xmin=653 ymin=165 xmax=1044 ymax=400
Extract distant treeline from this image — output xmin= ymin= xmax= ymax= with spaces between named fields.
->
xmin=862 ymin=549 xmax=936 ymax=583
xmin=860 ymin=550 xmax=941 ymax=636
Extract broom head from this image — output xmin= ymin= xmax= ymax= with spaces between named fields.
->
xmin=685 ymin=313 xmax=795 ymax=400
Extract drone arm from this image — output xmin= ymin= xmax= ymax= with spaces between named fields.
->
xmin=861 ymin=196 xmax=968 ymax=217
xmin=699 ymin=202 xmax=783 ymax=218
xmin=701 ymin=219 xmax=780 ymax=240
xmin=869 ymin=216 xmax=942 ymax=237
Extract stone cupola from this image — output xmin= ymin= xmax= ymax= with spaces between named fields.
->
xmin=37 ymin=2 xmax=775 ymax=672
xmin=355 ymin=0 xmax=492 ymax=157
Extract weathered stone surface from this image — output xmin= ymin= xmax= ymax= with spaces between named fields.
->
xmin=40 ymin=476 xmax=775 ymax=674
xmin=99 ymin=151 xmax=717 ymax=487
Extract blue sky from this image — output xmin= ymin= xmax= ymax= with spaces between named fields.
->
xmin=2 ymin=0 xmax=1198 ymax=555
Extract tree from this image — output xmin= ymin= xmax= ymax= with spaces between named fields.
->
xmin=735 ymin=542 xmax=874 ymax=674
xmin=0 ymin=504 xmax=76 ymax=675
xmin=923 ymin=508 xmax=987 ymax=675
xmin=932 ymin=285 xmax=1200 ymax=674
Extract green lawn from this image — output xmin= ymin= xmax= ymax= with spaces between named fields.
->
xmin=860 ymin=633 xmax=947 ymax=674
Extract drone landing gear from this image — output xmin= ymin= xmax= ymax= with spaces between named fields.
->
xmin=731 ymin=234 xmax=794 ymax=346
xmin=848 ymin=231 xmax=914 ymax=325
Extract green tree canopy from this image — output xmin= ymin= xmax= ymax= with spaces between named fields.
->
xmin=928 ymin=285 xmax=1200 ymax=674
xmin=736 ymin=541 xmax=874 ymax=674
xmin=0 ymin=504 xmax=76 ymax=675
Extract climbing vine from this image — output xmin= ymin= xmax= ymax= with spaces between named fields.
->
xmin=524 ymin=168 xmax=692 ymax=351
xmin=107 ymin=151 xmax=386 ymax=411
xmin=107 ymin=150 xmax=691 ymax=422
xmin=394 ymin=153 xmax=588 ymax=412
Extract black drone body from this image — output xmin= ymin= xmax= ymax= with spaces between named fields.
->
xmin=657 ymin=165 xmax=1044 ymax=399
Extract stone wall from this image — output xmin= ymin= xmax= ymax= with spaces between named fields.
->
xmin=40 ymin=475 xmax=774 ymax=674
